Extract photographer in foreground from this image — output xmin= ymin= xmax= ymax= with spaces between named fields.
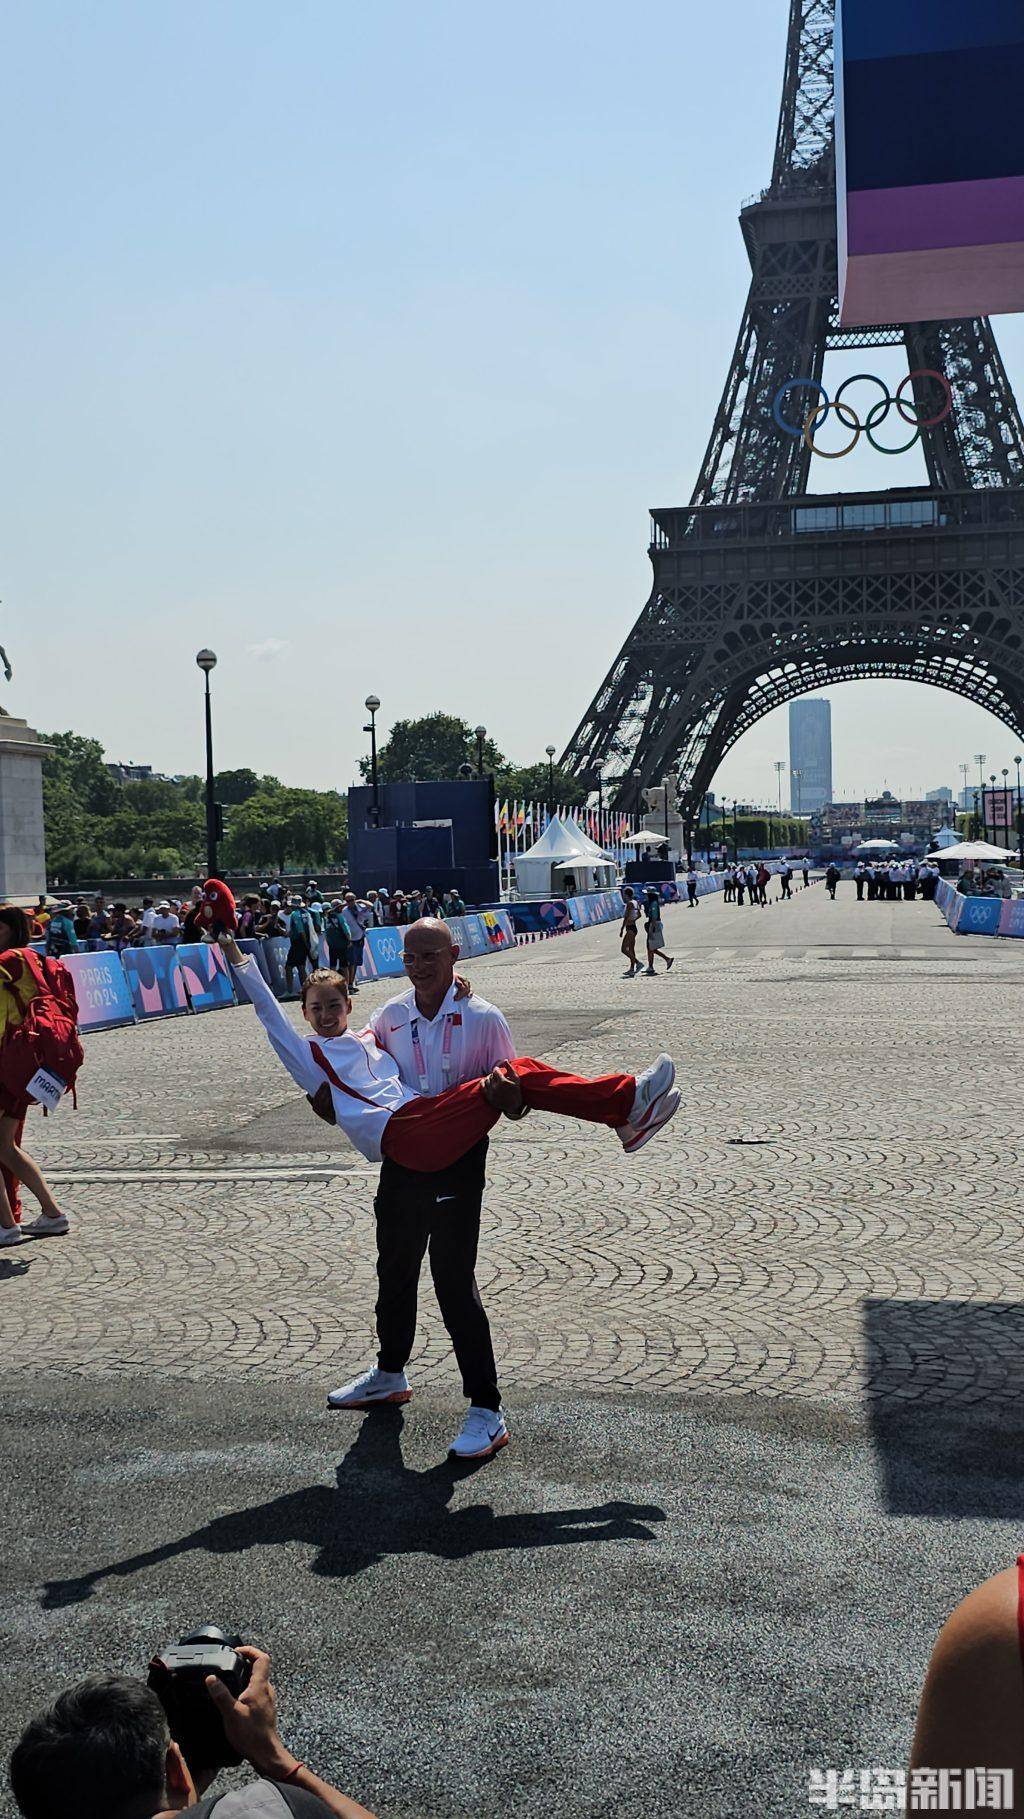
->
xmin=10 ymin=1645 xmax=378 ymax=1819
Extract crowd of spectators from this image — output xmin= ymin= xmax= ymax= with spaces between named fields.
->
xmin=31 ymin=880 xmax=472 ymax=984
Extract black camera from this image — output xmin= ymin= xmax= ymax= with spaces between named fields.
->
xmin=148 ymin=1625 xmax=252 ymax=1778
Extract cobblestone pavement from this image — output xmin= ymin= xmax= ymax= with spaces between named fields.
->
xmin=7 ymin=881 xmax=1024 ymax=1408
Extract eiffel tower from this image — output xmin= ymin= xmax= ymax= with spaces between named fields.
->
xmin=561 ymin=0 xmax=1024 ymax=838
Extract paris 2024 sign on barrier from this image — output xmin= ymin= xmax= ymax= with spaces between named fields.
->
xmin=836 ymin=0 xmax=1024 ymax=326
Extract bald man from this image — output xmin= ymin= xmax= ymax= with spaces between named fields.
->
xmin=319 ymin=917 xmax=517 ymax=1460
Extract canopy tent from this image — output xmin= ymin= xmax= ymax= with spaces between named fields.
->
xmin=930 ymin=825 xmax=963 ymax=851
xmin=561 ymin=815 xmax=619 ymax=863
xmin=854 ymin=838 xmax=898 ymax=853
xmin=925 ymin=840 xmax=1015 ymax=863
xmin=513 ymin=815 xmax=617 ymax=896
xmin=619 ymin=830 xmax=668 ymax=847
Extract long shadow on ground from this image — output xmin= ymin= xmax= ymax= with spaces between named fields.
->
xmin=40 ymin=1405 xmax=665 ymax=1607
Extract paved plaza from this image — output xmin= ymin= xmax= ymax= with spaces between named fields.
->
xmin=6 ymin=881 xmax=1024 ymax=1817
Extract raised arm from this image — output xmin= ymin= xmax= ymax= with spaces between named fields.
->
xmin=217 ymin=934 xmax=322 ymax=1096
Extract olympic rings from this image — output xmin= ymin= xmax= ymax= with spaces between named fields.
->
xmin=772 ymin=369 xmax=952 ymax=456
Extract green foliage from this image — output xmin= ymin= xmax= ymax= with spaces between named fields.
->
xmin=223 ymin=788 xmax=347 ymax=873
xmin=214 ymin=767 xmax=275 ymax=805
xmin=43 ymin=729 xmax=347 ymax=883
xmin=360 ymin=712 xmax=588 ymax=807
xmin=699 ymin=813 xmax=806 ymax=851
xmin=362 ymin=712 xmax=506 ymax=784
xmin=494 ymin=761 xmax=588 ymax=809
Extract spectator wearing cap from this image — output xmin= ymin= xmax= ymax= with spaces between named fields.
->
xmin=421 ymin=886 xmax=441 ymax=917
xmin=45 ymin=903 xmax=78 ymax=958
xmin=341 ymin=892 xmax=372 ymax=992
xmin=149 ymin=902 xmax=181 ymax=944
xmin=364 ymin=889 xmax=384 ymax=927
xmin=385 ymin=891 xmax=406 ymax=926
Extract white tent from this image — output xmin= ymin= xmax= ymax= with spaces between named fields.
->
xmin=562 ymin=815 xmax=619 ymax=864
xmin=514 ymin=815 xmax=617 ymax=896
xmin=931 ymin=825 xmax=962 ymax=850
xmin=925 ymin=839 xmax=1014 ymax=863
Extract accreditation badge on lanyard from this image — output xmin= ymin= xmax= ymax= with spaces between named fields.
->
xmin=409 ymin=1012 xmax=462 ymax=1092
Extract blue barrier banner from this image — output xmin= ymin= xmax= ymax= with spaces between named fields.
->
xmin=363 ymin=925 xmax=405 ymax=978
xmin=479 ymin=909 xmax=515 ymax=951
xmin=999 ymin=899 xmax=1024 ymax=937
xmin=176 ymin=943 xmax=236 ymax=1012
xmin=121 ymin=947 xmax=189 ymax=1019
xmin=63 ymin=950 xmax=137 ymax=1032
xmin=262 ymin=936 xmax=294 ymax=997
xmin=935 ymin=879 xmax=957 ymax=916
xmin=237 ymin=937 xmax=272 ymax=984
xmin=956 ymin=896 xmax=1002 ymax=936
xmin=507 ymin=901 xmax=572 ymax=934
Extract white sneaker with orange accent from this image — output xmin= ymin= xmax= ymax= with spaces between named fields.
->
xmin=448 ymin=1407 xmax=510 ymax=1460
xmin=327 ymin=1368 xmax=412 ymax=1410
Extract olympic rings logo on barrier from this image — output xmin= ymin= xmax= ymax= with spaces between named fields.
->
xmin=771 ymin=371 xmax=953 ymax=457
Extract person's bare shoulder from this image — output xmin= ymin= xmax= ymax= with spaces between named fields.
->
xmin=912 ymin=1566 xmax=1024 ymax=1785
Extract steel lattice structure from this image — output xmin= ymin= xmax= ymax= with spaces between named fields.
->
xmin=561 ymin=0 xmax=1024 ymax=829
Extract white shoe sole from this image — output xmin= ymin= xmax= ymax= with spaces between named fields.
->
xmin=449 ymin=1429 xmax=510 ymax=1459
xmin=620 ymin=1088 xmax=681 ymax=1153
xmin=327 ymin=1388 xmax=413 ymax=1410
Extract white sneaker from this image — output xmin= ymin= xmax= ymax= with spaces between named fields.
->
xmin=618 ymin=1087 xmax=681 ymax=1154
xmin=326 ymin=1367 xmax=412 ymax=1410
xmin=448 ymin=1406 xmax=510 ymax=1460
xmin=0 ymin=1224 xmax=24 ymax=1246
xmin=22 ymin=1212 xmax=69 ymax=1236
xmin=624 ymin=1054 xmax=675 ymax=1134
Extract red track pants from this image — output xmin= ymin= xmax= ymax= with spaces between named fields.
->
xmin=381 ymin=1056 xmax=636 ymax=1175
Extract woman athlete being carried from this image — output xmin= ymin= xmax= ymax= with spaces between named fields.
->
xmin=215 ymin=933 xmax=680 ymax=1168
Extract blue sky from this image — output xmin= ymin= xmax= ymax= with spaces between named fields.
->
xmin=5 ymin=0 xmax=1023 ymax=807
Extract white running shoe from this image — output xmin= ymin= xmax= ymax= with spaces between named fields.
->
xmin=618 ymin=1087 xmax=681 ymax=1153
xmin=448 ymin=1406 xmax=510 ymax=1460
xmin=22 ymin=1212 xmax=69 ymax=1236
xmin=326 ymin=1367 xmax=412 ymax=1410
xmin=624 ymin=1054 xmax=675 ymax=1134
xmin=0 ymin=1225 xmax=24 ymax=1246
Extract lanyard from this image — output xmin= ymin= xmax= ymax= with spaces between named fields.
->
xmin=409 ymin=1013 xmax=457 ymax=1090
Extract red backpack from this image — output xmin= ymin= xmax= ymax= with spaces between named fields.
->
xmin=0 ymin=948 xmax=85 ymax=1109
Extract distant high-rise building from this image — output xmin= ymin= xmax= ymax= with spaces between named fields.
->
xmin=925 ymin=786 xmax=954 ymax=802
xmin=788 ymin=700 xmax=832 ymax=815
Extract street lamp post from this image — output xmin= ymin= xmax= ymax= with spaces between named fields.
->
xmin=773 ymin=759 xmax=785 ymax=846
xmin=474 ymin=725 xmax=487 ymax=777
xmin=973 ymin=790 xmax=981 ymax=841
xmin=989 ymin=774 xmax=998 ymax=846
xmin=1016 ymin=756 xmax=1023 ymax=866
xmin=792 ymin=768 xmax=803 ymax=818
xmin=364 ymin=695 xmax=381 ymax=826
xmin=195 ymin=650 xmax=218 ymax=878
xmin=1002 ymin=768 xmax=1011 ymax=851
xmin=545 ymin=745 xmax=557 ymax=814
xmin=732 ymin=799 xmax=739 ymax=861
xmin=975 ymin=753 xmax=987 ymax=840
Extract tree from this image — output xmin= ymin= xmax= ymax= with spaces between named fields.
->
xmin=214 ymin=768 xmax=270 ymax=805
xmin=224 ymin=788 xmax=347 ymax=872
xmin=495 ymin=761 xmax=588 ymax=809
xmin=362 ymin=713 xmax=506 ymax=783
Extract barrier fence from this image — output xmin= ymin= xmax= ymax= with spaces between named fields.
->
xmin=935 ymin=877 xmax=1024 ymax=938
xmin=59 ymin=880 xmax=769 ymax=1037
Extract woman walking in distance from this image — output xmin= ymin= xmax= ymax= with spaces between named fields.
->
xmin=619 ymin=886 xmax=642 ymax=977
xmin=642 ymin=889 xmax=674 ymax=975
xmin=0 ymin=905 xmax=81 ymax=1246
